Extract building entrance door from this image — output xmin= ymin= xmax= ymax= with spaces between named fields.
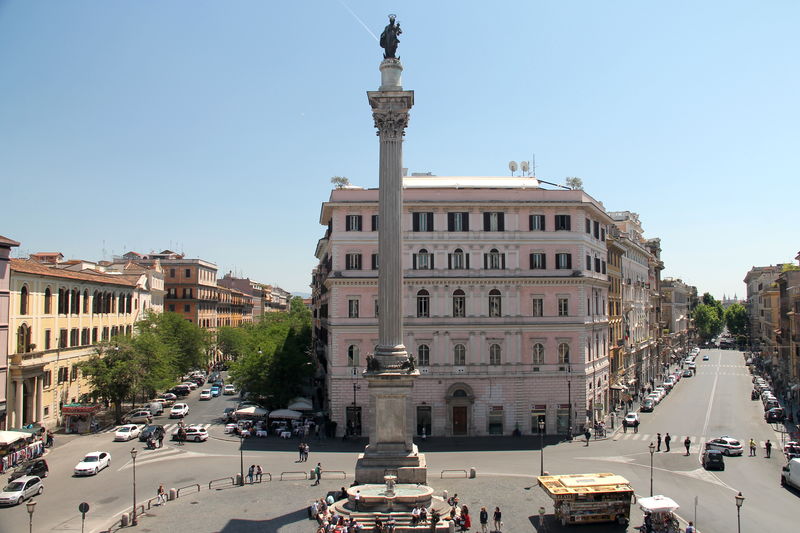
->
xmin=452 ymin=406 xmax=467 ymax=435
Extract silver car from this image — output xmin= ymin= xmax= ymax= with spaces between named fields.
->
xmin=0 ymin=475 xmax=43 ymax=506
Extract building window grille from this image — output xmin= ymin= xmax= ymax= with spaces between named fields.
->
xmin=489 ymin=344 xmax=501 ymax=365
xmin=416 ymin=289 xmax=430 ymax=318
xmin=348 ymin=299 xmax=360 ymax=318
xmin=558 ymin=343 xmax=570 ymax=364
xmin=418 ymin=344 xmax=430 ymax=366
xmin=555 ymin=253 xmax=572 ymax=269
xmin=454 ymin=344 xmax=466 ymax=366
xmin=489 ymin=289 xmax=502 ymax=317
xmin=558 ymin=298 xmax=569 ymax=317
xmin=532 ymin=298 xmax=543 ymax=317
xmin=532 ymin=343 xmax=545 ymax=365
xmin=452 ymin=290 xmax=466 ymax=317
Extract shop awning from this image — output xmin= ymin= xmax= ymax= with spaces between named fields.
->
xmin=235 ymin=406 xmax=268 ymax=417
xmin=61 ymin=403 xmax=101 ymax=415
xmin=0 ymin=430 xmax=29 ymax=446
xmin=268 ymin=409 xmax=302 ymax=420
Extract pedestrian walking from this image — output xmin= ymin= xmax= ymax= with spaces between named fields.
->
xmin=304 ymin=442 xmax=310 ymax=462
xmin=298 ymin=442 xmax=304 ymax=462
xmin=664 ymin=433 xmax=671 ymax=452
xmin=479 ymin=507 xmax=489 ymax=533
xmin=633 ymin=420 xmax=639 ymax=433
xmin=156 ymin=484 xmax=167 ymax=506
xmin=623 ymin=420 xmax=628 ymax=433
xmin=766 ymin=439 xmax=772 ymax=458
xmin=313 ymin=462 xmax=322 ymax=485
xmin=749 ymin=438 xmax=757 ymax=456
xmin=685 ymin=521 xmax=695 ymax=533
xmin=656 ymin=433 xmax=662 ymax=452
xmin=584 ymin=429 xmax=591 ymax=446
xmin=354 ymin=490 xmax=361 ymax=511
xmin=684 ymin=436 xmax=691 ymax=455
xmin=493 ymin=506 xmax=502 ymax=532
xmin=255 ymin=464 xmax=263 ymax=482
xmin=247 ymin=464 xmax=255 ymax=484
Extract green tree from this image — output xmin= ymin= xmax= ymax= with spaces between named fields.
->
xmin=724 ymin=303 xmax=748 ymax=337
xmin=217 ymin=326 xmax=249 ymax=360
xmin=331 ymin=176 xmax=350 ymax=189
xmin=137 ymin=311 xmax=210 ymax=374
xmin=565 ymin=177 xmax=583 ymax=190
xmin=693 ymin=303 xmax=724 ymax=342
xmin=79 ymin=340 xmax=142 ymax=423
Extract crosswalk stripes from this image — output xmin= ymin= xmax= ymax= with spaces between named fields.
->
xmin=102 ymin=422 xmax=212 ymax=434
xmin=616 ymin=432 xmax=773 ymax=450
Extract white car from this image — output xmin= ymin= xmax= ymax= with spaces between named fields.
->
xmin=653 ymin=387 xmax=667 ymax=399
xmin=223 ymin=384 xmax=236 ymax=395
xmin=170 ymin=403 xmax=189 ymax=418
xmin=646 ymin=392 xmax=661 ymax=404
xmin=173 ymin=425 xmax=208 ymax=442
xmin=182 ymin=381 xmax=198 ymax=390
xmin=623 ymin=412 xmax=640 ymax=426
xmin=199 ymin=389 xmax=212 ymax=400
xmin=705 ymin=436 xmax=744 ymax=456
xmin=74 ymin=451 xmax=111 ymax=476
xmin=688 ymin=361 xmax=697 ymax=370
xmin=114 ymin=424 xmax=141 ymax=441
xmin=0 ymin=476 xmax=43 ymax=506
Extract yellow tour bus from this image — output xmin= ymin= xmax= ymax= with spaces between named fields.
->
xmin=538 ymin=473 xmax=634 ymax=526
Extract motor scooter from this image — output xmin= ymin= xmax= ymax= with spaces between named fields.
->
xmin=146 ymin=438 xmax=157 ymax=450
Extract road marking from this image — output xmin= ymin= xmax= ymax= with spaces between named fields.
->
xmin=697 ymin=361 xmax=721 ymax=461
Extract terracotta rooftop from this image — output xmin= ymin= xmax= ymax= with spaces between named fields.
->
xmin=11 ymin=259 xmax=137 ymax=287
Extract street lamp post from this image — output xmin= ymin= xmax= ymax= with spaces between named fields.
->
xmin=538 ymin=419 xmax=545 ymax=475
xmin=649 ymin=442 xmax=656 ymax=496
xmin=26 ymin=500 xmax=36 ymax=533
xmin=130 ymin=447 xmax=138 ymax=526
xmin=239 ymin=432 xmax=245 ymax=486
xmin=735 ymin=492 xmax=745 ymax=533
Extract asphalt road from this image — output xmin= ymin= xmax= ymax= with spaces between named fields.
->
xmin=2 ymin=351 xmax=796 ymax=533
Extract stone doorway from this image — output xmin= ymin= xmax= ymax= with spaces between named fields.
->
xmin=452 ymin=406 xmax=467 ymax=435
xmin=445 ymin=383 xmax=475 ymax=436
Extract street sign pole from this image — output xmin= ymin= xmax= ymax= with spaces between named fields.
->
xmin=78 ymin=502 xmax=90 ymax=533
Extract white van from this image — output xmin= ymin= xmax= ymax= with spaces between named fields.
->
xmin=781 ymin=458 xmax=800 ymax=490
xmin=148 ymin=401 xmax=164 ymax=416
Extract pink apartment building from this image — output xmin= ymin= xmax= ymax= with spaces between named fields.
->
xmin=312 ymin=176 xmax=613 ymax=437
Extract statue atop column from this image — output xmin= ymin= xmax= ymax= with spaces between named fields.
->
xmin=379 ymin=14 xmax=402 ymax=59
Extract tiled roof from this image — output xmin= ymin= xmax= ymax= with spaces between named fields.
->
xmin=0 ymin=235 xmax=20 ymax=247
xmin=10 ymin=259 xmax=137 ymax=287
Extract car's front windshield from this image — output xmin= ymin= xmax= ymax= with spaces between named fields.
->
xmin=83 ymin=456 xmax=98 ymax=462
xmin=4 ymin=482 xmax=24 ymax=492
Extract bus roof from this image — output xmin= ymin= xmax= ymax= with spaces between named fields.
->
xmin=538 ymin=473 xmax=633 ymax=498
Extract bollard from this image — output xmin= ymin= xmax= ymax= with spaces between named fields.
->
xmin=469 ymin=467 xmax=476 ymax=479
xmin=309 ymin=469 xmax=315 ymax=478
xmin=234 ymin=474 xmax=243 ymax=486
xmin=169 ymin=488 xmax=177 ymax=501
xmin=120 ymin=514 xmax=130 ymax=527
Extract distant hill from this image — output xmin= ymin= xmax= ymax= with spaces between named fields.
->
xmin=292 ymin=291 xmax=311 ymax=299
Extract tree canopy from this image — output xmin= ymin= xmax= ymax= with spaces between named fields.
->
xmin=724 ymin=303 xmax=748 ymax=337
xmin=693 ymin=294 xmax=725 ymax=342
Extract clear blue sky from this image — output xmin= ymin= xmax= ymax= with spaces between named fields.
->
xmin=2 ymin=1 xmax=798 ymax=298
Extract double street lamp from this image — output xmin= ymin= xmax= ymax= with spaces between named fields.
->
xmin=538 ymin=419 xmax=546 ymax=475
xmin=130 ymin=448 xmax=138 ymax=526
xmin=735 ymin=491 xmax=745 ymax=533
xmin=648 ymin=442 xmax=656 ymax=496
xmin=26 ymin=500 xmax=36 ymax=533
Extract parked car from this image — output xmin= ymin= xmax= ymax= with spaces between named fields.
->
xmin=224 ymin=423 xmax=238 ymax=434
xmin=623 ymin=413 xmax=640 ymax=427
xmin=7 ymin=459 xmax=48 ymax=482
xmin=138 ymin=424 xmax=166 ymax=443
xmin=766 ymin=407 xmax=785 ymax=422
xmin=640 ymin=399 xmax=655 ymax=412
xmin=74 ymin=451 xmax=111 ymax=476
xmin=158 ymin=393 xmax=177 ymax=405
xmin=223 ymin=407 xmax=236 ymax=422
xmin=210 ymin=386 xmax=221 ymax=397
xmin=782 ymin=458 xmax=800 ymax=490
xmin=653 ymin=387 xmax=667 ymax=400
xmin=764 ymin=399 xmax=780 ymax=411
xmin=199 ymin=389 xmax=212 ymax=400
xmin=702 ymin=354 xmax=709 ymax=361
xmin=702 ymin=449 xmax=725 ymax=470
xmin=170 ymin=403 xmax=189 ymax=418
xmin=173 ymin=425 xmax=208 ymax=442
xmin=181 ymin=381 xmax=198 ymax=391
xmin=191 ymin=376 xmax=205 ymax=386
xmin=682 ymin=369 xmax=694 ymax=377
xmin=171 ymin=385 xmax=191 ymax=397
xmin=0 ymin=476 xmax=43 ymax=506
xmin=705 ymin=436 xmax=744 ymax=456
xmin=646 ymin=393 xmax=661 ymax=405
xmin=687 ymin=361 xmax=697 ymax=370
xmin=147 ymin=401 xmax=164 ymax=416
xmin=223 ymin=384 xmax=236 ymax=395
xmin=123 ymin=410 xmax=152 ymax=425
xmin=114 ymin=424 xmax=142 ymax=441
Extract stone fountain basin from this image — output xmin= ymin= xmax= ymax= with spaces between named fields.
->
xmin=347 ymin=483 xmax=434 ymax=507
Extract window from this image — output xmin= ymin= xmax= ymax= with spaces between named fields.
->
xmin=59 ymin=329 xmax=68 ymax=347
xmin=448 ymin=212 xmax=469 ymax=232
xmin=92 ymin=328 xmax=98 ymax=344
xmin=16 ymin=324 xmax=31 ymax=353
xmin=371 ymin=214 xmax=379 ymax=231
xmin=185 ymin=268 xmax=191 ymax=278
xmin=184 ymin=304 xmax=190 ymax=313
xmin=347 ymin=345 xmax=359 ymax=366
xmin=558 ymin=298 xmax=569 ymax=316
xmin=170 ymin=268 xmax=176 ymax=278
xmin=81 ymin=328 xmax=89 ymax=345
xmin=452 ymin=289 xmax=465 ymax=317
xmin=19 ymin=286 xmax=29 ymax=315
xmin=532 ymin=343 xmax=545 ymax=365
xmin=489 ymin=289 xmax=502 ymax=317
xmin=57 ymin=288 xmax=66 ymax=314
xmin=454 ymin=344 xmax=466 ymax=366
xmin=414 ymin=249 xmax=433 ymax=270
xmin=555 ymin=214 xmax=571 ymax=231
xmin=530 ymin=253 xmax=546 ymax=269
xmin=449 ymin=248 xmax=468 ymax=269
xmin=532 ymin=298 xmax=543 ymax=317
xmin=44 ymin=288 xmax=52 ymax=314
xmin=43 ymin=371 xmax=51 ymax=388
xmin=83 ymin=290 xmax=89 ymax=313
xmin=529 ymin=215 xmax=545 ymax=231
xmin=371 ymin=253 xmax=379 ymax=270
xmin=558 ymin=343 xmax=570 ymax=364
xmin=484 ymin=249 xmax=505 ymax=269
xmin=586 ymin=255 xmax=592 ymax=270
xmin=489 ymin=344 xmax=501 ymax=365
xmin=595 ymin=257 xmax=601 ymax=273
xmin=58 ymin=367 xmax=68 ymax=384
xmin=418 ymin=344 xmax=430 ymax=366
xmin=483 ymin=212 xmax=505 ymax=231
xmin=168 ymin=304 xmax=175 ymax=312
xmin=601 ymin=260 xmax=606 ymax=274
xmin=601 ymin=228 xmax=606 ymax=241
xmin=70 ymin=328 xmax=79 ymax=346
xmin=348 ymin=299 xmax=360 ymax=318
xmin=346 ymin=214 xmax=363 ymax=231
xmin=70 ymin=365 xmax=78 ymax=381
xmin=585 ymin=219 xmax=592 ymax=233
xmin=555 ymin=253 xmax=572 ymax=269
xmin=412 ymin=212 xmax=434 ymax=232
xmin=44 ymin=329 xmax=51 ymax=350
xmin=416 ymin=289 xmax=430 ymax=318
xmin=345 ymin=253 xmax=362 ymax=270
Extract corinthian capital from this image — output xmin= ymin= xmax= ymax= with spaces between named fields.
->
xmin=373 ymin=110 xmax=410 ymax=139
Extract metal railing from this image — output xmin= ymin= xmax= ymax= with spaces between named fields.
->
xmin=208 ymin=476 xmax=235 ymax=490
xmin=176 ymin=483 xmax=200 ymax=497
xmin=440 ymin=469 xmax=468 ymax=479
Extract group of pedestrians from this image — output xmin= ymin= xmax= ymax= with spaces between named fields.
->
xmin=246 ymin=464 xmax=264 ymax=483
xmin=298 ymin=442 xmax=311 ymax=462
xmin=748 ymin=438 xmax=773 ymax=457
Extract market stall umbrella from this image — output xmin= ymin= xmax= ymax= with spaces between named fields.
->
xmin=268 ymin=409 xmax=302 ymax=420
xmin=234 ymin=406 xmax=268 ymax=417
xmin=287 ymin=398 xmax=313 ymax=411
xmin=0 ymin=430 xmax=30 ymax=446
xmin=638 ymin=495 xmax=680 ymax=513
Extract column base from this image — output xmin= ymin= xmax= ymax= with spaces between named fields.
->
xmin=355 ymin=448 xmax=427 ymax=485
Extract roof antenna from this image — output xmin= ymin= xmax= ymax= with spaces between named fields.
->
xmin=532 ymin=153 xmax=536 ymax=178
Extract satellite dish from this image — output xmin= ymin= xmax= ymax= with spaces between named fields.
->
xmin=508 ymin=161 xmax=518 ymax=174
xmin=520 ymin=161 xmax=530 ymax=174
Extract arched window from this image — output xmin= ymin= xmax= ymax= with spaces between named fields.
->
xmin=452 ymin=289 xmax=465 ymax=317
xmin=489 ymin=344 xmax=501 ymax=365
xmin=454 ymin=344 xmax=466 ymax=366
xmin=19 ymin=286 xmax=29 ymax=315
xmin=489 ymin=289 xmax=502 ymax=317
xmin=44 ymin=288 xmax=52 ymax=314
xmin=93 ymin=291 xmax=100 ymax=314
xmin=83 ymin=290 xmax=89 ymax=314
xmin=415 ymin=248 xmax=433 ymax=270
xmin=558 ymin=343 xmax=570 ymax=364
xmin=453 ymin=389 xmax=467 ymax=397
xmin=416 ymin=289 xmax=430 ymax=318
xmin=418 ymin=344 xmax=430 ymax=366
xmin=16 ymin=324 xmax=31 ymax=353
xmin=347 ymin=345 xmax=359 ymax=367
xmin=58 ymin=288 xmax=66 ymax=315
xmin=450 ymin=248 xmax=465 ymax=270
xmin=73 ymin=289 xmax=80 ymax=315
xmin=532 ymin=343 xmax=545 ymax=365
xmin=126 ymin=294 xmax=132 ymax=314
xmin=485 ymin=248 xmax=504 ymax=270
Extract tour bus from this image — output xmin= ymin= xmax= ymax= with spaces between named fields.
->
xmin=538 ymin=473 xmax=634 ymax=526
